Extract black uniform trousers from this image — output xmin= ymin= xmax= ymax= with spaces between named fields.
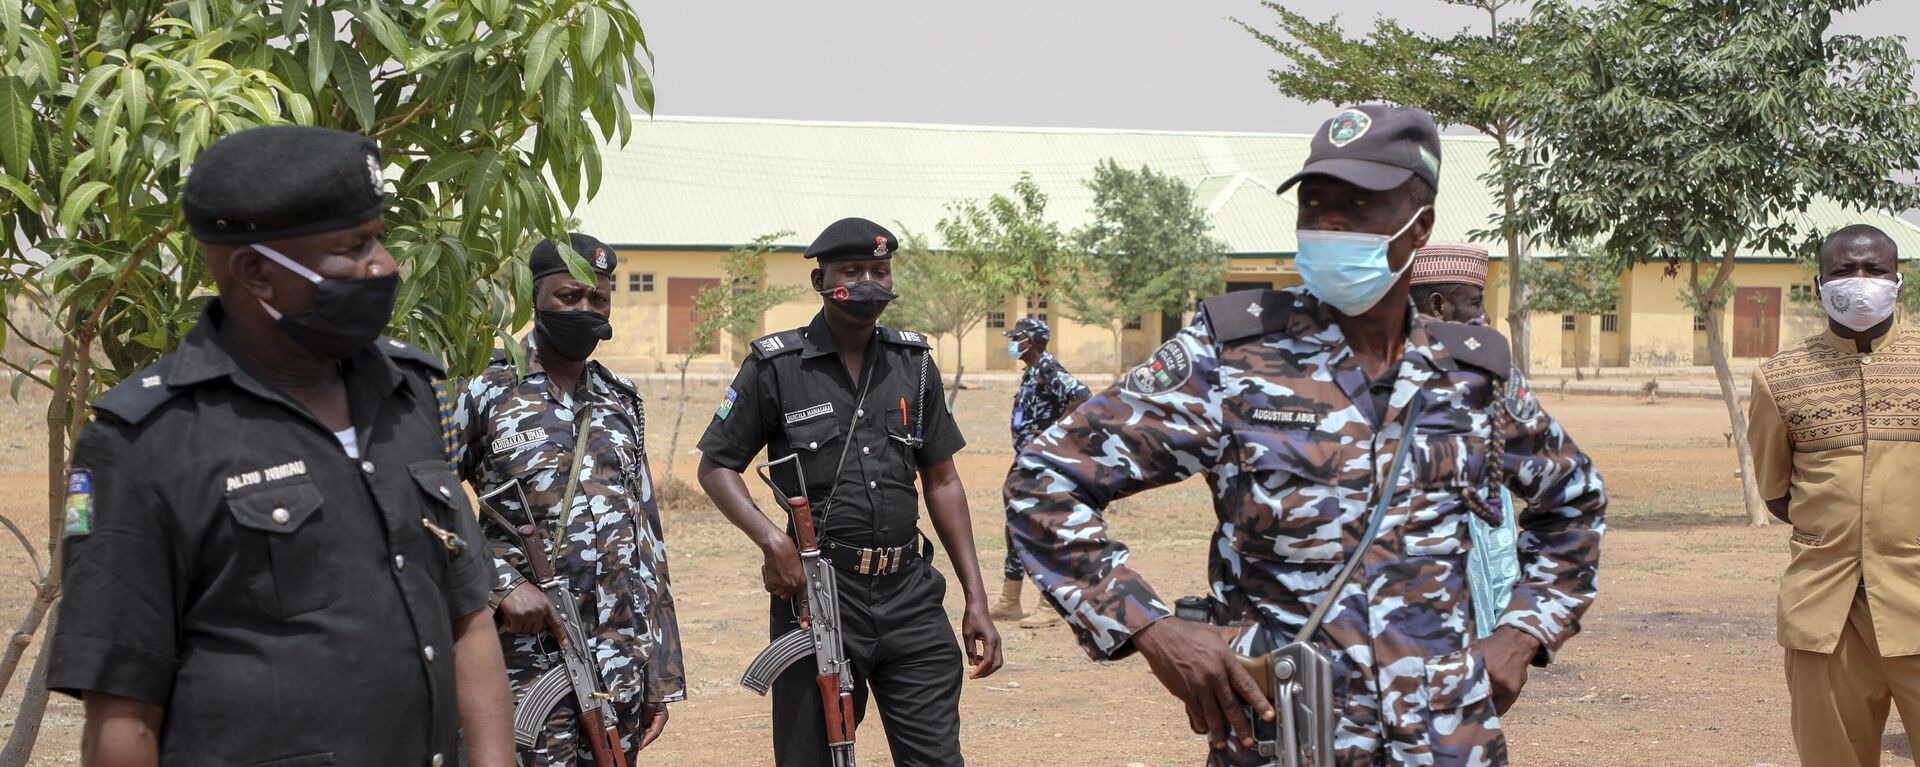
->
xmin=768 ymin=560 xmax=963 ymax=767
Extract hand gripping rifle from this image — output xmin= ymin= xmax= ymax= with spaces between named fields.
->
xmin=1187 ymin=394 xmax=1425 ymax=767
xmin=739 ymin=453 xmax=857 ymax=767
xmin=477 ymin=481 xmax=629 ymax=767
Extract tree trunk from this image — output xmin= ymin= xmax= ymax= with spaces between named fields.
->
xmin=1111 ymin=325 xmax=1125 ymax=378
xmin=1695 ymin=257 xmax=1769 ymax=526
xmin=945 ymin=328 xmax=966 ymax=409
xmin=663 ymin=362 xmax=691 ymax=500
xmin=0 ymin=611 xmax=54 ymax=765
xmin=0 ymin=592 xmax=50 ymax=705
xmin=1498 ymin=132 xmax=1531 ymax=377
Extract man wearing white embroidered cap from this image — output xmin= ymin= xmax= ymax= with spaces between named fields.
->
xmin=1748 ymin=223 xmax=1920 ymax=767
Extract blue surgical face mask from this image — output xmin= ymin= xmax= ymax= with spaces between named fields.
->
xmin=1007 ymin=340 xmax=1026 ymax=360
xmin=1294 ymin=206 xmax=1430 ymax=316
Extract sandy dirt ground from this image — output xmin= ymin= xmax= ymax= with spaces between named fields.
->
xmin=0 ymin=381 xmax=1900 ymax=766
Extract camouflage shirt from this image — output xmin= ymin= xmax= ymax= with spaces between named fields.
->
xmin=454 ymin=336 xmax=685 ymax=705
xmin=1006 ymin=288 xmax=1606 ymax=765
xmin=1011 ymin=352 xmax=1091 ymax=453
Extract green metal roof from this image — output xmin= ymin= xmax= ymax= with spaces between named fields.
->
xmin=576 ymin=116 xmax=1920 ymax=259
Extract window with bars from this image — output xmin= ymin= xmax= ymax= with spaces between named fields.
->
xmin=1601 ymin=314 xmax=1619 ymax=333
xmin=986 ymin=312 xmax=1006 ymax=329
xmin=629 ymin=273 xmax=654 ymax=293
xmin=1561 ymin=315 xmax=1576 ymax=331
xmin=1123 ymin=316 xmax=1142 ymax=331
xmin=1789 ymin=284 xmax=1815 ymax=304
xmin=1027 ymin=294 xmax=1049 ymax=323
xmin=1694 ymin=313 xmax=1708 ymax=332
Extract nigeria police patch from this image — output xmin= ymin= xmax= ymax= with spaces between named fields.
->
xmin=1502 ymin=370 xmax=1539 ymax=421
xmin=1125 ymin=339 xmax=1193 ymax=395
xmin=64 ymin=469 xmax=93 ymax=536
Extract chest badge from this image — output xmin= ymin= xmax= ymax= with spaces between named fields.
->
xmin=784 ymin=402 xmax=835 ymax=425
xmin=490 ymin=427 xmax=549 ymax=456
xmin=1250 ymin=408 xmax=1320 ymax=428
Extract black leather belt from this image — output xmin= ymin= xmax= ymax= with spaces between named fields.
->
xmin=821 ymin=534 xmax=933 ymax=576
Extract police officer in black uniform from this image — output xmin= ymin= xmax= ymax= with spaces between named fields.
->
xmin=696 ymin=217 xmax=1005 ymax=766
xmin=47 ymin=126 xmax=515 ymax=767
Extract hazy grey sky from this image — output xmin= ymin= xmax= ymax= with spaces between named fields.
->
xmin=629 ymin=0 xmax=1920 ymax=134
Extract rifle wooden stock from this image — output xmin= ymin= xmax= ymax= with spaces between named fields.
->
xmin=789 ymin=494 xmax=820 ymax=553
xmin=577 ymin=706 xmax=629 ymax=767
xmin=818 ymin=674 xmax=856 ymax=746
xmin=1238 ymin=654 xmax=1274 ymax=698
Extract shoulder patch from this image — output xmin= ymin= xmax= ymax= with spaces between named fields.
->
xmin=92 ymin=356 xmax=185 ymax=425
xmin=1428 ymin=321 xmax=1512 ymax=375
xmin=1124 ymin=338 xmax=1194 ymax=395
xmin=63 ymin=469 xmax=92 ymax=537
xmin=594 ymin=363 xmax=640 ymax=401
xmin=1199 ymin=289 xmax=1295 ymax=343
xmin=379 ymin=336 xmax=447 ymax=376
xmin=1502 ymin=369 xmax=1540 ymax=422
xmin=880 ymin=327 xmax=931 ymax=348
xmin=751 ymin=330 xmax=804 ymax=359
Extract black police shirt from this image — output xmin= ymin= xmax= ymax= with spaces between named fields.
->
xmin=697 ymin=311 xmax=965 ymax=549
xmin=48 ymin=303 xmax=491 ymax=767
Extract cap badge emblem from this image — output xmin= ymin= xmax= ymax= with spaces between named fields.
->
xmin=365 ymin=153 xmax=383 ymax=194
xmin=595 ymin=248 xmax=609 ymax=269
xmin=873 ymin=235 xmax=888 ymax=258
xmin=1328 ymin=109 xmax=1372 ymax=148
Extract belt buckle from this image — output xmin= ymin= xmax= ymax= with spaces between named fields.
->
xmin=874 ymin=548 xmax=890 ymax=575
xmin=858 ymin=547 xmax=874 ymax=575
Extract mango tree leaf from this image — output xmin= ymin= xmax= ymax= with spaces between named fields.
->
xmin=58 ymin=180 xmax=111 ymax=234
xmin=524 ymin=22 xmax=562 ymax=90
xmin=119 ymin=66 xmax=149 ymax=133
xmin=334 ymin=42 xmax=375 ymax=131
xmin=0 ymin=172 xmax=41 ymax=211
xmin=0 ymin=77 xmax=33 ymax=180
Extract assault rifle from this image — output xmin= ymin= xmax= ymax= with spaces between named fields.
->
xmin=738 ymin=453 xmax=857 ymax=767
xmin=478 ymin=481 xmax=629 ymax=767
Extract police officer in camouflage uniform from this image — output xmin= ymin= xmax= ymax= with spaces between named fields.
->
xmin=49 ymin=126 xmax=515 ymax=766
xmin=455 ymin=233 xmax=685 ymax=764
xmin=1004 ymin=106 xmax=1607 ymax=766
xmin=989 ymin=317 xmax=1090 ymax=628
xmin=697 ymin=217 xmax=1004 ymax=766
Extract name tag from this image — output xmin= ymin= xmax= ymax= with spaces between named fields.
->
xmin=785 ymin=403 xmax=834 ymax=425
xmin=490 ymin=427 xmax=548 ymax=456
xmin=1250 ymin=408 xmax=1319 ymax=427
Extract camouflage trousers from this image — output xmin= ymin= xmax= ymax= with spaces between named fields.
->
xmin=1001 ymin=459 xmax=1027 ymax=582
xmin=508 ymin=653 xmax=646 ymax=766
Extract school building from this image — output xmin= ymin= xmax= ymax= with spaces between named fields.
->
xmin=572 ymin=116 xmax=1920 ymax=376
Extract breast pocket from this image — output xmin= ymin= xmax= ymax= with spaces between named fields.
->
xmin=787 ymin=416 xmax=843 ymax=456
xmin=410 ymin=460 xmax=475 ymax=584
xmin=227 ymin=480 xmax=336 ymax=618
xmin=1405 ymin=434 xmax=1489 ymax=557
xmin=1227 ymin=427 xmax=1353 ymax=563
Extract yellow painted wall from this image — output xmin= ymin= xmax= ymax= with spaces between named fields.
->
xmin=600 ymin=248 xmax=1828 ymax=377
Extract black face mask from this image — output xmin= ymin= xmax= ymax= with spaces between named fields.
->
xmin=819 ymin=280 xmax=897 ymax=322
xmin=536 ymin=309 xmax=613 ymax=362
xmin=252 ymin=245 xmax=399 ymax=359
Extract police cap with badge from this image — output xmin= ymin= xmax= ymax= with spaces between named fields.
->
xmin=184 ymin=125 xmax=388 ymax=244
xmin=530 ymin=232 xmax=619 ymax=283
xmin=1004 ymin=317 xmax=1051 ymax=345
xmin=1275 ymin=104 xmax=1443 ymax=195
xmin=806 ymin=217 xmax=897 ymax=262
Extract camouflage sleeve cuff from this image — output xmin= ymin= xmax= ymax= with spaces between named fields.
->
xmin=1495 ymin=614 xmax=1558 ymax=667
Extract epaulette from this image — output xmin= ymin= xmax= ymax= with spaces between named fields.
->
xmin=595 ymin=363 xmax=641 ymax=401
xmin=750 ymin=329 xmax=804 ymax=359
xmin=92 ymin=355 xmax=186 ymax=425
xmin=879 ymin=326 xmax=932 ymax=348
xmin=1198 ymin=289 xmax=1296 ymax=343
xmin=378 ymin=336 xmax=447 ymax=377
xmin=1427 ymin=321 xmax=1513 ymax=377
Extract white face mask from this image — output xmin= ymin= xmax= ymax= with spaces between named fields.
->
xmin=1818 ymin=275 xmax=1902 ymax=332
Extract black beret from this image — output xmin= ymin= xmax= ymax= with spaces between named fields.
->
xmin=183 ymin=126 xmax=387 ymax=244
xmin=805 ymin=217 xmax=896 ymax=261
xmin=530 ymin=232 xmax=618 ymax=282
